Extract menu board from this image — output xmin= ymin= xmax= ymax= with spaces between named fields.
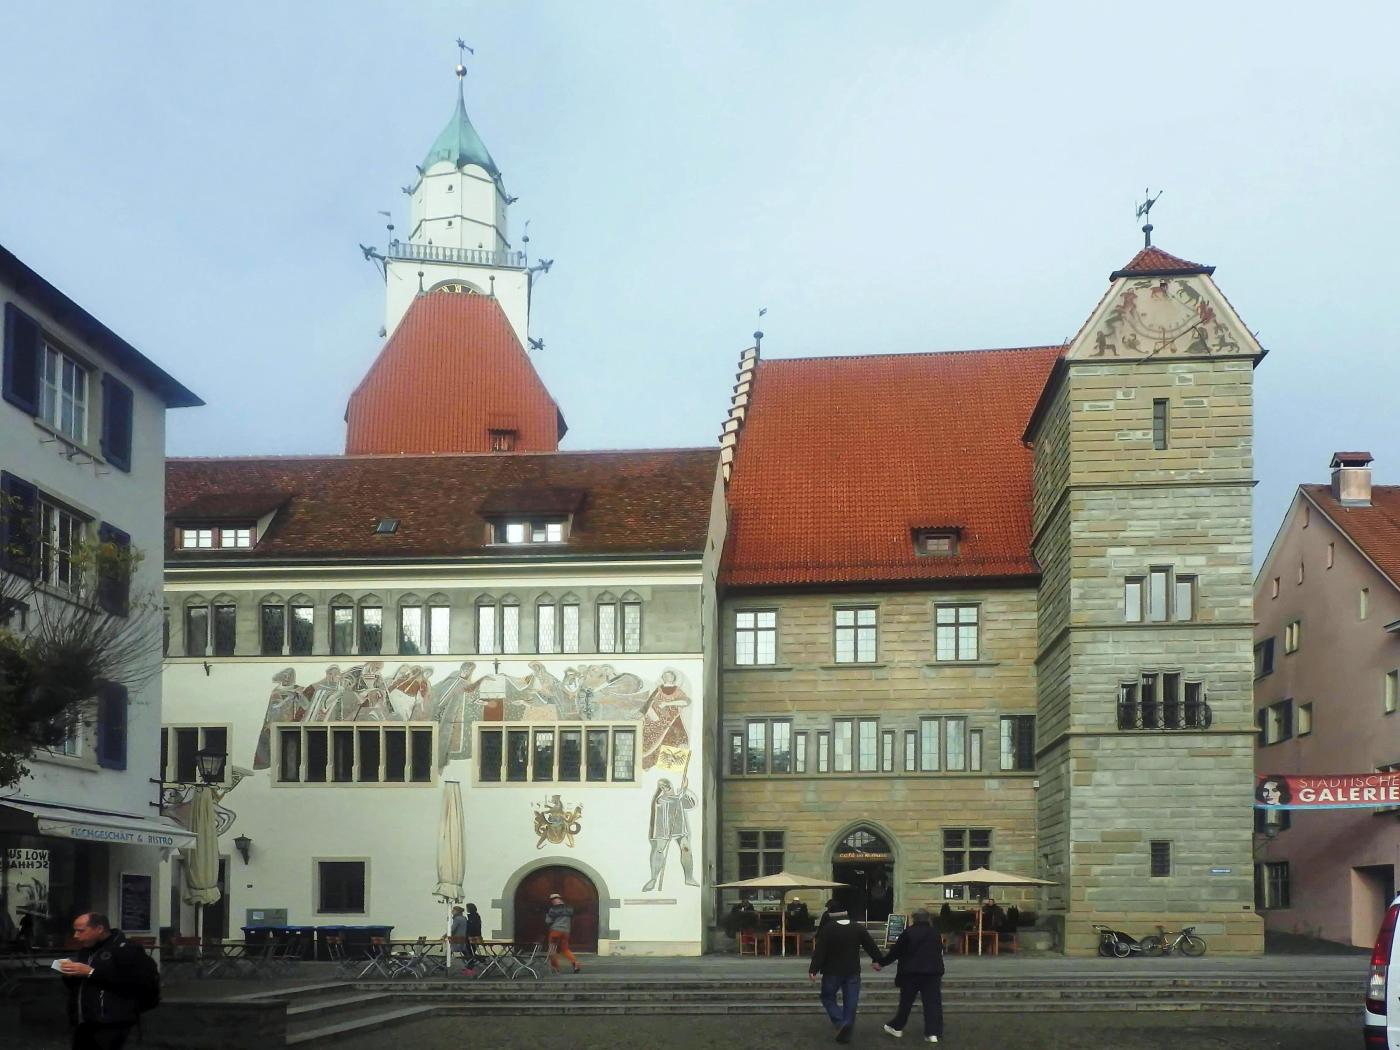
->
xmin=119 ymin=873 xmax=152 ymax=933
xmin=884 ymin=912 xmax=908 ymax=947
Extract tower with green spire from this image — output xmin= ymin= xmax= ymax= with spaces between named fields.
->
xmin=383 ymin=50 xmax=531 ymax=345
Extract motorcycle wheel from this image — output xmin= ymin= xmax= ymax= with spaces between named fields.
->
xmin=1180 ymin=935 xmax=1207 ymax=957
xmin=1139 ymin=936 xmax=1164 ymax=957
xmin=1097 ymin=938 xmax=1114 ymax=958
xmin=1112 ymin=938 xmax=1133 ymax=958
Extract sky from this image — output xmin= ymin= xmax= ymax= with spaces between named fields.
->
xmin=2 ymin=1 xmax=1398 ymax=563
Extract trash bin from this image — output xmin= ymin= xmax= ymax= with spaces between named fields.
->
xmin=242 ymin=925 xmax=276 ymax=946
xmin=281 ymin=925 xmax=317 ymax=960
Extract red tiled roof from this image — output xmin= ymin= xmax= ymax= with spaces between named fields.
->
xmin=1303 ymin=483 xmax=1400 ymax=592
xmin=724 ymin=346 xmax=1064 ymax=587
xmin=344 ymin=292 xmax=566 ymax=455
xmin=166 ymin=449 xmax=718 ymax=561
xmin=1109 ymin=246 xmax=1213 ymax=280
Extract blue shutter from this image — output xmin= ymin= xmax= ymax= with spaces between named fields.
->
xmin=97 ymin=683 xmax=129 ymax=770
xmin=0 ymin=471 xmax=40 ymax=579
xmin=2 ymin=302 xmax=41 ymax=415
xmin=100 ymin=374 xmax=134 ymax=472
xmin=97 ymin=522 xmax=132 ymax=617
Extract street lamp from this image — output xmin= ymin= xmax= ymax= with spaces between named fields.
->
xmin=195 ymin=748 xmax=227 ymax=785
xmin=233 ymin=834 xmax=252 ymax=864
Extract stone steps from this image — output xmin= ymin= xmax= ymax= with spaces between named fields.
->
xmin=280 ymin=975 xmax=1362 ymax=1046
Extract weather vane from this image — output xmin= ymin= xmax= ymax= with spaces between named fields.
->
xmin=455 ymin=37 xmax=473 ymax=80
xmin=754 ymin=307 xmax=767 ymax=348
xmin=1136 ymin=188 xmax=1163 ymax=248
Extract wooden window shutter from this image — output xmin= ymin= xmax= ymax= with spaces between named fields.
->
xmin=97 ymin=683 xmax=129 ymax=770
xmin=97 ymin=522 xmax=132 ymax=617
xmin=0 ymin=471 xmax=40 ymax=579
xmin=2 ymin=302 xmax=41 ymax=415
xmin=100 ymin=374 xmax=134 ymax=472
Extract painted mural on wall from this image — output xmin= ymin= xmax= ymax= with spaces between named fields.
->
xmin=161 ymin=767 xmax=253 ymax=836
xmin=642 ymin=776 xmax=698 ymax=892
xmin=1089 ymin=277 xmax=1241 ymax=358
xmin=534 ymin=795 xmax=583 ymax=848
xmin=250 ymin=662 xmax=694 ymax=770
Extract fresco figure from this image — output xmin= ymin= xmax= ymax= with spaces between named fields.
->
xmin=642 ymin=776 xmax=699 ymax=891
xmin=640 ymin=670 xmax=690 ymax=770
xmin=342 ymin=661 xmax=391 ymax=721
xmin=253 ymin=669 xmax=307 ymax=769
xmin=433 ymin=661 xmax=485 ymax=763
xmin=304 ymin=666 xmax=352 ymax=722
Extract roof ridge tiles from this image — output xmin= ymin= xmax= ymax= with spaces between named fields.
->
xmin=170 ymin=446 xmax=718 ymax=464
xmin=763 ymin=344 xmax=1066 ymax=366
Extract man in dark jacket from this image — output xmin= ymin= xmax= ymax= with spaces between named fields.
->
xmin=59 ymin=912 xmax=152 ymax=1049
xmin=808 ymin=904 xmax=883 ymax=1043
xmin=879 ymin=908 xmax=945 ymax=1043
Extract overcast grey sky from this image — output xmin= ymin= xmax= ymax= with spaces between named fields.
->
xmin=2 ymin=2 xmax=1397 ymax=560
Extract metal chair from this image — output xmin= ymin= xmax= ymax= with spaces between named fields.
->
xmin=511 ymin=942 xmax=544 ymax=980
xmin=323 ymin=935 xmax=356 ymax=978
xmin=356 ymin=936 xmax=395 ymax=979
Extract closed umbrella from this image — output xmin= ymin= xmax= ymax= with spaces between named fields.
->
xmin=915 ymin=867 xmax=1055 ymax=955
xmin=715 ymin=870 xmax=849 ymax=956
xmin=181 ymin=787 xmax=222 ymax=939
xmin=434 ymin=780 xmax=465 ymax=903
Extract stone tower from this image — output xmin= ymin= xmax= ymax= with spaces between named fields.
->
xmin=1025 ymin=246 xmax=1266 ymax=953
xmin=382 ymin=60 xmax=530 ymax=345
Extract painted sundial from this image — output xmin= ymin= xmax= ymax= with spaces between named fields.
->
xmin=1088 ymin=276 xmax=1242 ymax=358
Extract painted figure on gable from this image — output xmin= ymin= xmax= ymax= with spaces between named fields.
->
xmin=642 ymin=776 xmax=699 ymax=892
xmin=253 ymin=668 xmax=307 ymax=769
xmin=640 ymin=670 xmax=690 ymax=770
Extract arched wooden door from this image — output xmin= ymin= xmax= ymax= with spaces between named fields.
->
xmin=513 ymin=866 xmax=599 ymax=951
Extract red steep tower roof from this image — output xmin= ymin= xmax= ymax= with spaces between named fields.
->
xmin=1110 ymin=245 xmax=1214 ymax=280
xmin=724 ymin=345 xmax=1064 ymax=587
xmin=345 ymin=292 xmax=566 ymax=455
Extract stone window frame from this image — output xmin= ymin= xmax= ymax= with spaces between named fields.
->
xmin=833 ymin=606 xmax=878 ymax=664
xmin=1149 ymin=840 xmax=1172 ymax=878
xmin=934 ymin=603 xmax=980 ymax=661
xmin=733 ymin=608 xmax=778 ymax=666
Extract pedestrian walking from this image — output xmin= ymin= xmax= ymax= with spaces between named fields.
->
xmin=808 ymin=901 xmax=883 ymax=1043
xmin=463 ymin=902 xmax=482 ymax=972
xmin=545 ymin=892 xmax=581 ymax=974
xmin=59 ymin=912 xmax=159 ymax=1050
xmin=449 ymin=905 xmax=480 ymax=976
xmin=879 ymin=908 xmax=945 ymax=1043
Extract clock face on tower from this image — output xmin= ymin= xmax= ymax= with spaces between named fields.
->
xmin=1087 ymin=276 xmax=1241 ymax=358
xmin=429 ymin=280 xmax=481 ymax=295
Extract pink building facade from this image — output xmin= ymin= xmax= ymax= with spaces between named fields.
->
xmin=1254 ymin=454 xmax=1400 ymax=946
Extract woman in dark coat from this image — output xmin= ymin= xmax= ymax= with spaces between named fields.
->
xmin=879 ymin=908 xmax=945 ymax=1042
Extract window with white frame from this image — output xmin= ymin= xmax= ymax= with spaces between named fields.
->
xmin=477 ymin=723 xmax=636 ymax=784
xmin=39 ymin=499 xmax=85 ymax=593
xmin=276 ymin=723 xmax=435 ymax=784
xmin=40 ymin=342 xmax=88 ymax=443
xmin=1127 ymin=567 xmax=1196 ymax=623
xmin=935 ymin=604 xmax=979 ymax=661
xmin=734 ymin=610 xmax=777 ymax=665
xmin=493 ymin=518 xmax=567 ymax=544
xmin=1387 ymin=670 xmax=1399 ymax=715
xmin=160 ymin=725 xmax=231 ymax=785
xmin=177 ymin=525 xmax=253 ymax=549
xmin=1284 ymin=619 xmax=1301 ymax=654
xmin=834 ymin=607 xmax=877 ymax=663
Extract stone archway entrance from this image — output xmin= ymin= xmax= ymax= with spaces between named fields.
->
xmin=831 ymin=827 xmax=895 ymax=922
xmin=513 ymin=865 xmax=599 ymax=951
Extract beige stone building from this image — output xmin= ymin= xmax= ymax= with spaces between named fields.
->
xmin=717 ymin=245 xmax=1267 ymax=953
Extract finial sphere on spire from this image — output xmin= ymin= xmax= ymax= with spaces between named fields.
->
xmin=455 ymin=63 xmax=467 ymax=78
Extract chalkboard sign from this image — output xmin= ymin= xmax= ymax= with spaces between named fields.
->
xmin=885 ymin=913 xmax=908 ymax=947
xmin=119 ymin=873 xmax=152 ymax=933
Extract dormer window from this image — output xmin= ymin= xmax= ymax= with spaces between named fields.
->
xmin=495 ymin=518 xmax=566 ymax=545
xmin=178 ymin=524 xmax=254 ymax=550
xmin=914 ymin=528 xmax=959 ymax=557
xmin=490 ymin=429 xmax=517 ymax=452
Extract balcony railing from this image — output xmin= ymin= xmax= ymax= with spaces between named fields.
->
xmin=386 ymin=241 xmax=526 ymax=268
xmin=1117 ymin=699 xmax=1213 ymax=731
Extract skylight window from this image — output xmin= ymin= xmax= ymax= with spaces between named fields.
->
xmin=375 ymin=518 xmax=400 ymax=535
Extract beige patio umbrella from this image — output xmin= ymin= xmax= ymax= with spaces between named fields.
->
xmin=715 ymin=870 xmax=849 ymax=956
xmin=915 ymin=867 xmax=1056 ymax=955
xmin=181 ymin=787 xmax=222 ymax=940
xmin=434 ymin=781 xmax=465 ymax=903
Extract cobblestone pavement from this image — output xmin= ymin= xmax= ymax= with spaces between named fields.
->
xmin=326 ymin=1012 xmax=1359 ymax=1050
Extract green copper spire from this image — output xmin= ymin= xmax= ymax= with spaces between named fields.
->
xmin=422 ymin=65 xmax=501 ymax=181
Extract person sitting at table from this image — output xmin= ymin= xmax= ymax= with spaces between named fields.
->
xmin=786 ymin=899 xmax=813 ymax=932
xmin=981 ymin=899 xmax=1006 ymax=934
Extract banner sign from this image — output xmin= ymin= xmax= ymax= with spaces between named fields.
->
xmin=1255 ymin=773 xmax=1400 ymax=810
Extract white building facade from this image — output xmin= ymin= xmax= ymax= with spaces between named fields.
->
xmin=0 ymin=243 xmax=200 ymax=946
xmin=160 ymin=450 xmax=723 ymax=955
